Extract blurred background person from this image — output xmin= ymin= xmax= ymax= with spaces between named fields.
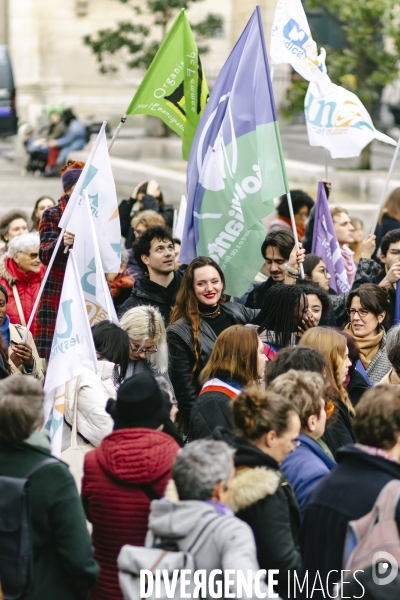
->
xmin=30 ymin=196 xmax=55 ymax=231
xmin=106 ymin=249 xmax=134 ymax=310
xmin=44 ymin=108 xmax=86 ymax=176
xmin=376 ymin=187 xmax=400 ymax=251
xmin=348 ymin=217 xmax=364 ymax=264
xmin=268 ymin=190 xmax=314 ymax=240
xmin=0 ymin=209 xmax=29 ymax=256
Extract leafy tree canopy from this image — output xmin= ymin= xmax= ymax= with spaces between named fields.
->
xmin=84 ymin=0 xmax=223 ymax=74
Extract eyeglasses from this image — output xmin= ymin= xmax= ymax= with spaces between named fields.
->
xmin=317 ymin=267 xmax=329 ymax=277
xmin=20 ymin=252 xmax=39 ymax=259
xmin=346 ymin=308 xmax=370 ymax=318
xmin=130 ymin=342 xmax=158 ymax=355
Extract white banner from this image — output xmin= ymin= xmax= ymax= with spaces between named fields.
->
xmin=59 ymin=122 xmax=121 ymax=273
xmin=305 ymin=80 xmax=396 ymax=158
xmin=270 ymin=0 xmax=327 ymax=82
xmin=43 ymin=250 xmax=98 ymax=456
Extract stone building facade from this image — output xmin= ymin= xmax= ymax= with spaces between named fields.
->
xmin=1 ymin=0 xmax=289 ymax=125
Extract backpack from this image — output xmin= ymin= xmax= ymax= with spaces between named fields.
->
xmin=118 ymin=517 xmax=218 ymax=600
xmin=342 ymin=479 xmax=400 ymax=600
xmin=0 ymin=457 xmax=58 ymax=600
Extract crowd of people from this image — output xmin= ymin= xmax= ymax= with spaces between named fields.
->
xmin=2 ymin=154 xmax=400 ymax=600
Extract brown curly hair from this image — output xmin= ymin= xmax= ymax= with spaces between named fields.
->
xmin=231 ymin=387 xmax=298 ymax=441
xmin=354 ymin=385 xmax=400 ymax=449
xmin=169 ymin=256 xmax=226 ymax=373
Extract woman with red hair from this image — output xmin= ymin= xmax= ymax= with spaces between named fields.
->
xmin=35 ymin=160 xmax=85 ymax=361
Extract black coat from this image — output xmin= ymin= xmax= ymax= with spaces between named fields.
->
xmin=301 ymin=445 xmax=400 ymax=599
xmin=376 ymin=214 xmax=400 ymax=253
xmin=321 ymin=401 xmax=355 ymax=459
xmin=167 ymin=304 xmax=257 ymax=428
xmin=211 ymin=427 xmax=302 ymax=600
xmin=189 ymin=389 xmax=234 ymax=441
xmin=118 ymin=270 xmax=184 ymax=325
xmin=346 ymin=368 xmax=370 ymax=407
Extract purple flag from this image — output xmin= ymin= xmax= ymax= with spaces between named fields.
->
xmin=311 ymin=182 xmax=350 ymax=294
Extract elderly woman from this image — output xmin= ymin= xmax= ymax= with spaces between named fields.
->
xmin=119 ymin=305 xmax=174 ymax=396
xmin=0 ymin=209 xmax=29 ymax=255
xmin=344 ymin=283 xmax=392 ymax=383
xmin=0 ymin=377 xmax=99 ymax=599
xmin=0 ymin=232 xmax=46 ymax=331
xmin=0 ymin=283 xmax=44 ymax=382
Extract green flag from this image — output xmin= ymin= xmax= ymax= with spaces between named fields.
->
xmin=126 ymin=10 xmax=209 ymax=160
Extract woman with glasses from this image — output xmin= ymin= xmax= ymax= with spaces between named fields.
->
xmin=119 ymin=304 xmax=175 ymax=397
xmin=212 ymin=387 xmax=302 ymax=599
xmin=303 ymin=254 xmax=332 ymax=292
xmin=344 ymin=283 xmax=391 ymax=383
xmin=0 ymin=232 xmax=45 ymax=333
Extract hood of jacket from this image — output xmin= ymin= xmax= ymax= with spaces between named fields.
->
xmin=0 ymin=254 xmax=45 ymax=286
xmin=336 ymin=444 xmax=400 ymax=478
xmin=148 ymin=497 xmax=222 ymax=541
xmin=96 ymin=427 xmax=178 ymax=485
xmin=210 ymin=427 xmax=281 ymax=513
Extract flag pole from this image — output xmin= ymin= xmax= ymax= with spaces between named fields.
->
xmin=370 ymin=136 xmax=400 ymax=235
xmin=324 ymin=148 xmax=329 ymax=180
xmin=108 ymin=114 xmax=127 ymax=153
xmin=22 ymin=231 xmax=65 ymax=342
xmin=83 ymin=190 xmax=114 ymax=321
xmin=287 ymin=191 xmax=305 ymax=278
xmin=69 ymin=249 xmax=99 ymax=371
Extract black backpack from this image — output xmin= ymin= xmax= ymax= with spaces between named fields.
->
xmin=0 ymin=457 xmax=58 ymax=600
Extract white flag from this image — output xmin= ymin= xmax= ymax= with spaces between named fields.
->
xmin=270 ymin=0 xmax=327 ymax=82
xmin=43 ymin=250 xmax=98 ymax=456
xmin=59 ymin=122 xmax=121 ymax=273
xmin=72 ymin=190 xmax=118 ymax=326
xmin=173 ymin=195 xmax=187 ymax=241
xmin=305 ymin=80 xmax=396 ymax=158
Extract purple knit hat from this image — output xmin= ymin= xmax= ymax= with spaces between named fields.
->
xmin=62 ymin=168 xmax=83 ymax=192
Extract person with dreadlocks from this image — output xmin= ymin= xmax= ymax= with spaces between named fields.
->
xmin=167 ymin=256 xmax=257 ymax=431
xmin=252 ymin=284 xmax=316 ymax=359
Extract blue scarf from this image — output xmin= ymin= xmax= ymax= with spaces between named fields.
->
xmin=0 ymin=315 xmax=10 ymax=348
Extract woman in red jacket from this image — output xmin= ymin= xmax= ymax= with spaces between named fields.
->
xmin=82 ymin=372 xmax=179 ymax=600
xmin=0 ymin=232 xmax=46 ymax=333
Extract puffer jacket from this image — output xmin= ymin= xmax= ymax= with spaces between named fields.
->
xmin=63 ymin=360 xmax=116 ymax=448
xmin=82 ymin=428 xmax=179 ymax=600
xmin=0 ymin=254 xmax=46 ymax=332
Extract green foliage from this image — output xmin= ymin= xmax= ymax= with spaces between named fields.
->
xmin=84 ymin=0 xmax=223 ymax=74
xmin=283 ymin=0 xmax=400 ymax=120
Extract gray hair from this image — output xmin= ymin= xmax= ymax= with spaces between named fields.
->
xmin=172 ymin=440 xmax=235 ymax=501
xmin=0 ymin=377 xmax=44 ymax=443
xmin=120 ymin=248 xmax=129 ymax=266
xmin=119 ymin=305 xmax=168 ymax=373
xmin=386 ymin=325 xmax=400 ymax=376
xmin=7 ymin=232 xmax=40 ymax=258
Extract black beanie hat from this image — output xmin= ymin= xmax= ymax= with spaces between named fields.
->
xmin=106 ymin=372 xmax=172 ymax=430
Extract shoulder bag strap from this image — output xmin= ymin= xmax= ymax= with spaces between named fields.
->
xmin=11 ymin=284 xmax=27 ymax=327
xmin=25 ymin=457 xmax=58 ymax=478
xmin=70 ymin=374 xmax=84 ymax=448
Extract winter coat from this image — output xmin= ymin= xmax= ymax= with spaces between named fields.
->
xmin=118 ymin=269 xmax=184 ymax=325
xmin=0 ymin=434 xmax=99 ymax=600
xmin=301 ymin=445 xmax=400 ymax=599
xmin=63 ymin=360 xmax=116 ymax=448
xmin=280 ymin=433 xmax=336 ymax=516
xmin=168 ymin=304 xmax=257 ymax=429
xmin=376 ymin=214 xmax=400 ymax=252
xmin=189 ymin=378 xmax=241 ymax=441
xmin=321 ymin=401 xmax=355 ymax=459
xmin=82 ymin=428 xmax=179 ymax=600
xmin=8 ymin=323 xmax=44 ymax=382
xmin=145 ymin=489 xmax=271 ymax=599
xmin=212 ymin=427 xmax=302 ymax=600
xmin=37 ymin=195 xmax=70 ymax=360
xmin=0 ymin=255 xmax=46 ymax=333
